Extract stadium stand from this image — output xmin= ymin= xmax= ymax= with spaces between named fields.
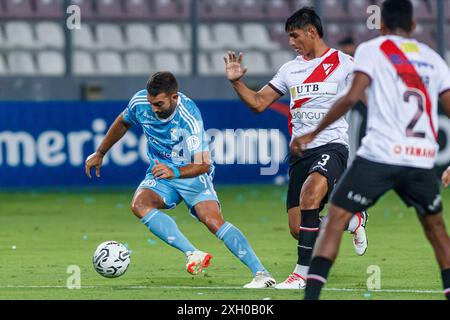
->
xmin=8 ymin=51 xmax=36 ymax=75
xmin=37 ymin=51 xmax=65 ymax=75
xmin=35 ymin=0 xmax=64 ymax=19
xmin=36 ymin=22 xmax=65 ymax=49
xmin=125 ymin=51 xmax=153 ymax=75
xmin=72 ymin=51 xmax=96 ymax=75
xmin=0 ymin=0 xmax=447 ymax=77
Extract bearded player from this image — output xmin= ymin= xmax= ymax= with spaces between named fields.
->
xmin=291 ymin=0 xmax=450 ymax=300
xmin=224 ymin=7 xmax=368 ymax=289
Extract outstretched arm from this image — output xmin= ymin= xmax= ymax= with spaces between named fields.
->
xmin=85 ymin=114 xmax=131 ymax=178
xmin=224 ymin=51 xmax=281 ymax=113
xmin=291 ymin=72 xmax=371 ymax=154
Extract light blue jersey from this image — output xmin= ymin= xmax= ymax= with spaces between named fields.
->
xmin=122 ymin=90 xmax=218 ymax=216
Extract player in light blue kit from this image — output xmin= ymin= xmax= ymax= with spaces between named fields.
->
xmin=85 ymin=72 xmax=276 ymax=288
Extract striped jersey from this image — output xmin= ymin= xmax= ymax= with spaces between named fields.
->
xmin=122 ymin=90 xmax=209 ymax=168
xmin=354 ymin=35 xmax=450 ymax=169
xmin=269 ymin=48 xmax=354 ymax=149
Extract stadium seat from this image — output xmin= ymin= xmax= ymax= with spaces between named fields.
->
xmin=124 ymin=0 xmax=152 ymax=19
xmin=198 ymin=0 xmax=239 ymax=21
xmin=0 ymin=54 xmax=7 ymax=75
xmin=269 ymin=23 xmax=290 ymax=49
xmin=73 ymin=51 xmax=96 ymax=75
xmin=0 ymin=26 xmax=6 ymax=49
xmin=97 ymin=52 xmax=125 ymax=75
xmin=236 ymin=0 xmax=265 ymax=20
xmin=155 ymin=24 xmax=190 ymax=50
xmin=152 ymin=0 xmax=184 ymax=20
xmin=70 ymin=0 xmax=96 ymax=19
xmin=36 ymin=22 xmax=65 ymax=49
xmin=96 ymin=24 xmax=126 ymax=50
xmin=241 ymin=23 xmax=281 ymax=50
xmin=5 ymin=22 xmax=37 ymax=49
xmin=242 ymin=51 xmax=270 ymax=75
xmin=153 ymin=52 xmax=185 ymax=75
xmin=411 ymin=0 xmax=436 ymax=22
xmin=198 ymin=24 xmax=220 ymax=50
xmin=73 ymin=25 xmax=96 ymax=49
xmin=349 ymin=0 xmax=374 ymax=20
xmin=125 ymin=52 xmax=153 ymax=75
xmin=269 ymin=50 xmax=296 ymax=71
xmin=37 ymin=51 xmax=66 ymax=75
xmin=353 ymin=22 xmax=378 ymax=45
xmin=197 ymin=53 xmax=211 ymax=75
xmin=322 ymin=0 xmax=349 ymax=21
xmin=125 ymin=24 xmax=159 ymax=51
xmin=266 ymin=0 xmax=291 ymax=20
xmin=180 ymin=52 xmax=192 ymax=74
xmin=291 ymin=0 xmax=314 ymax=11
xmin=35 ymin=0 xmax=64 ymax=18
xmin=209 ymin=51 xmax=229 ymax=75
xmin=4 ymin=0 xmax=34 ymax=18
xmin=212 ymin=23 xmax=244 ymax=50
xmin=325 ymin=23 xmax=349 ymax=48
xmin=8 ymin=51 xmax=36 ymax=75
xmin=96 ymin=0 xmax=123 ymax=19
xmin=414 ymin=23 xmax=437 ymax=49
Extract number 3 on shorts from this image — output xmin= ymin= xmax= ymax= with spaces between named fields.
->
xmin=318 ymin=154 xmax=330 ymax=166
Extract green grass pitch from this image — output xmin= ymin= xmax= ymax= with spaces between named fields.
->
xmin=0 ymin=185 xmax=448 ymax=300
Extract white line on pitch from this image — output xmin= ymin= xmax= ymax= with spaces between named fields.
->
xmin=0 ymin=285 xmax=443 ymax=294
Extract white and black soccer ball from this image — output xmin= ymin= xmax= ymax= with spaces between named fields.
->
xmin=92 ymin=241 xmax=130 ymax=278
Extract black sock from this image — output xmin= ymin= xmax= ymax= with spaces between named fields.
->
xmin=304 ymin=256 xmax=333 ymax=300
xmin=297 ymin=209 xmax=321 ymax=267
xmin=442 ymin=269 xmax=450 ymax=300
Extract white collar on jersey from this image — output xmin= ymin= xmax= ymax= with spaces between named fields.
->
xmin=154 ymin=96 xmax=180 ymax=123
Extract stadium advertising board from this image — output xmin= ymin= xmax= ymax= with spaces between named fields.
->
xmin=0 ymin=101 xmax=290 ymax=187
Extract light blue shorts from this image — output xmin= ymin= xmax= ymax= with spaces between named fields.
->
xmin=136 ymin=167 xmax=219 ymax=219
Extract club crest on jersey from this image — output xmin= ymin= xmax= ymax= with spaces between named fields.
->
xmin=322 ymin=63 xmax=334 ymax=75
xmin=170 ymin=128 xmax=178 ymax=141
xmin=289 ymin=82 xmax=338 ymax=101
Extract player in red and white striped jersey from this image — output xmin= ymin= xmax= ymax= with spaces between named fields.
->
xmin=224 ymin=7 xmax=368 ymax=290
xmin=292 ymin=0 xmax=450 ymax=300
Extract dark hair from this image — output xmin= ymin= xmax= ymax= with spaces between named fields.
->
xmin=146 ymin=71 xmax=178 ymax=96
xmin=382 ymin=0 xmax=414 ymax=33
xmin=285 ymin=7 xmax=324 ymax=38
xmin=338 ymin=36 xmax=355 ymax=46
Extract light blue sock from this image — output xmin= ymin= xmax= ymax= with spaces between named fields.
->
xmin=216 ymin=222 xmax=267 ymax=276
xmin=141 ymin=209 xmax=197 ymax=255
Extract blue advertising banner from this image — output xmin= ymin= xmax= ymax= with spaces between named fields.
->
xmin=0 ymin=101 xmax=291 ymax=188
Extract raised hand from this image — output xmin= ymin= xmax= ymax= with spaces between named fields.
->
xmin=224 ymin=51 xmax=248 ymax=82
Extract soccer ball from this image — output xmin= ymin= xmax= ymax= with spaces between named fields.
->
xmin=92 ymin=241 xmax=131 ymax=278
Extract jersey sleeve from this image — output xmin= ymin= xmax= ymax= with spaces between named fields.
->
xmin=353 ymin=42 xmax=376 ymax=80
xmin=268 ymin=67 xmax=288 ymax=96
xmin=122 ymin=93 xmax=142 ymax=126
xmin=437 ymin=57 xmax=450 ymax=95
